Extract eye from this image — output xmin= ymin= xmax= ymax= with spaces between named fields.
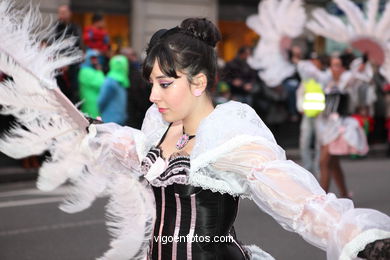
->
xmin=159 ymin=81 xmax=173 ymax=88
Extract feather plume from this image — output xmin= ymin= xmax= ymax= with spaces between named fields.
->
xmin=306 ymin=8 xmax=350 ymax=43
xmin=375 ymin=0 xmax=390 ymax=38
xmin=366 ymin=0 xmax=379 ymax=32
xmin=0 ymin=2 xmax=156 ymax=259
xmin=333 ymin=0 xmax=366 ymax=35
xmin=246 ymin=0 xmax=306 ymax=87
xmin=97 ymin=176 xmax=156 ymax=260
xmin=306 ymin=0 xmax=390 ymax=83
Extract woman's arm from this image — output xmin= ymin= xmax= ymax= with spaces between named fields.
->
xmin=212 ymin=141 xmax=390 ymax=260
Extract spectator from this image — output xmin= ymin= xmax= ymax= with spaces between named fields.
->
xmin=98 ymin=55 xmax=129 ymax=125
xmin=282 ymin=45 xmax=303 ymax=122
xmin=222 ymin=46 xmax=257 ymax=105
xmin=78 ymin=49 xmax=105 ymax=119
xmin=54 ymin=4 xmax=82 ymax=104
xmin=296 ymin=53 xmax=328 ymax=176
xmin=83 ymin=13 xmax=110 ymax=72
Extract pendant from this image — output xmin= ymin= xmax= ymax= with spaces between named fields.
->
xmin=176 ymin=134 xmax=190 ymax=150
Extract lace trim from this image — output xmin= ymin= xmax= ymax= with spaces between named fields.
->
xmin=141 ymin=146 xmax=191 ymax=186
xmin=150 ymin=170 xmax=189 ymax=187
xmin=188 ymin=135 xmax=284 ymax=197
xmin=188 ymin=171 xmax=252 ymax=199
xmin=339 ymin=229 xmax=390 ymax=260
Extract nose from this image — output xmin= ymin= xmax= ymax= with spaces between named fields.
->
xmin=149 ymin=83 xmax=160 ymax=103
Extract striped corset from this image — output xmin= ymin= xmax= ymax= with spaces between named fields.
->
xmin=142 ymin=147 xmax=250 ymax=260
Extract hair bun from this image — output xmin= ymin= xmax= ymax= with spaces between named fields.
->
xmin=179 ymin=18 xmax=221 ymax=47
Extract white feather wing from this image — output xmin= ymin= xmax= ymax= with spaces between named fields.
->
xmin=306 ymin=8 xmax=350 ymax=43
xmin=246 ymin=0 xmax=305 ymax=87
xmin=0 ymin=1 xmax=155 ymax=259
xmin=333 ymin=0 xmax=367 ymax=35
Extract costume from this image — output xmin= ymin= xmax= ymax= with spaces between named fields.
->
xmin=307 ymin=0 xmax=390 ymax=82
xmin=79 ymin=49 xmax=105 ymax=118
xmin=78 ymin=101 xmax=389 ymax=260
xmin=0 ymin=1 xmax=389 ymax=260
xmin=246 ymin=0 xmax=306 ymax=87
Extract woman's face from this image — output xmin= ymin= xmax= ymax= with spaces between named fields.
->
xmin=149 ymin=61 xmax=195 ymax=122
xmin=330 ymin=57 xmax=344 ymax=79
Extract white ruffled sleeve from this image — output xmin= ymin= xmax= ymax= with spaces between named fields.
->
xmin=212 ymin=141 xmax=390 ymax=260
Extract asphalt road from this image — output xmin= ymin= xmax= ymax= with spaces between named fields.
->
xmin=0 ymin=157 xmax=389 ymax=260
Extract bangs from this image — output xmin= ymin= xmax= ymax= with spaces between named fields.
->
xmin=142 ymin=43 xmax=179 ymax=81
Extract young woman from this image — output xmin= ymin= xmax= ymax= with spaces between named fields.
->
xmin=87 ymin=18 xmax=388 ymax=260
xmin=316 ymin=56 xmax=369 ymax=198
xmin=0 ymin=7 xmax=388 ymax=259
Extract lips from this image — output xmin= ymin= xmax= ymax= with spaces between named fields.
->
xmin=158 ymin=108 xmax=168 ymax=113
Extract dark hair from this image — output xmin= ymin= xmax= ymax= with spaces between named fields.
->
xmin=92 ymin=13 xmax=104 ymax=23
xmin=142 ymin=18 xmax=221 ymax=90
xmin=237 ymin=46 xmax=251 ymax=56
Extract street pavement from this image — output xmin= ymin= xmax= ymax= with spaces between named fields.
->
xmin=0 ymin=156 xmax=389 ymax=260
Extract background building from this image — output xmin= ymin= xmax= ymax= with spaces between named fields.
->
xmin=25 ymin=0 xmax=341 ymax=61
xmin=19 ymin=0 xmax=389 ymax=60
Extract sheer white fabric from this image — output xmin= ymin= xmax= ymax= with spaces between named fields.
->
xmin=201 ymin=138 xmax=389 ymax=260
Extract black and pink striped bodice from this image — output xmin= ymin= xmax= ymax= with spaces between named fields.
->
xmin=141 ymin=146 xmax=249 ymax=260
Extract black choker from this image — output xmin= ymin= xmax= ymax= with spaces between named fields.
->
xmin=176 ymin=127 xmax=195 ymax=150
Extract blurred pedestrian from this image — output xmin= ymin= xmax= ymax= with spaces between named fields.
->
xmin=282 ymin=45 xmax=303 ymax=122
xmin=78 ymin=49 xmax=105 ymax=119
xmin=83 ymin=13 xmax=110 ymax=72
xmin=296 ymin=52 xmax=327 ymax=176
xmin=120 ymin=47 xmax=151 ymax=129
xmin=98 ymin=55 xmax=129 ymax=125
xmin=316 ymin=55 xmax=369 ymax=197
xmin=54 ymin=4 xmax=82 ymax=104
xmin=222 ymin=46 xmax=256 ymax=105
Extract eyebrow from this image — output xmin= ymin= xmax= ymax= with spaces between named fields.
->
xmin=155 ymin=75 xmax=170 ymax=79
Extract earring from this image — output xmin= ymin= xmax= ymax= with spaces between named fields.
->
xmin=193 ymin=89 xmax=203 ymax=96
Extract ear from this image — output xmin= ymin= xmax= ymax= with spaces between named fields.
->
xmin=191 ymin=73 xmax=207 ymax=96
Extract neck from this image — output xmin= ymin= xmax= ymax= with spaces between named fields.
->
xmin=182 ymin=96 xmax=214 ymax=136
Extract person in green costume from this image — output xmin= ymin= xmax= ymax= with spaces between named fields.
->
xmin=78 ymin=49 xmax=105 ymax=118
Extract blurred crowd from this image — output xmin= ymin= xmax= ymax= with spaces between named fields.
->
xmin=215 ymin=44 xmax=390 ymax=154
xmin=1 ymin=4 xmax=390 ymax=173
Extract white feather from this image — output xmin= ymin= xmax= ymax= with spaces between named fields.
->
xmin=306 ymin=8 xmax=350 ymax=43
xmin=97 ymin=176 xmax=156 ymax=260
xmin=246 ymin=0 xmax=306 ymax=87
xmin=334 ymin=0 xmax=367 ymax=35
xmin=375 ymin=0 xmax=390 ymax=38
xmin=366 ymin=0 xmax=379 ymax=32
xmin=306 ymin=0 xmax=390 ymax=84
xmin=0 ymin=2 xmax=155 ymax=259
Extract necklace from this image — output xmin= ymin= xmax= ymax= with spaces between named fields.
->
xmin=176 ymin=127 xmax=195 ymax=150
